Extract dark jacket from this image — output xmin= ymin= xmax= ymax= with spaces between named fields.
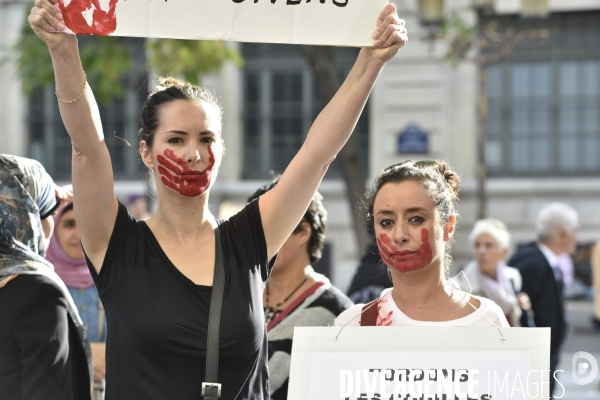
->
xmin=0 ymin=275 xmax=91 ymax=400
xmin=509 ymin=242 xmax=567 ymax=356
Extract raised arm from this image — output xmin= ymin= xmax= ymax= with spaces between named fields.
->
xmin=29 ymin=0 xmax=118 ymax=273
xmin=259 ymin=4 xmax=407 ymax=259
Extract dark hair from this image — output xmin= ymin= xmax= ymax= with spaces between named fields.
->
xmin=247 ymin=176 xmax=328 ymax=264
xmin=364 ymin=160 xmax=461 ymax=269
xmin=139 ymin=76 xmax=223 ymax=148
xmin=61 ymin=203 xmax=74 ymax=214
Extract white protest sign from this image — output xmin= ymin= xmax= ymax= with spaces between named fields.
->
xmin=289 ymin=327 xmax=552 ymax=399
xmin=56 ymin=0 xmax=389 ymax=47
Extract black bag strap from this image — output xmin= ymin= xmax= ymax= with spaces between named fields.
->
xmin=202 ymin=226 xmax=225 ymax=399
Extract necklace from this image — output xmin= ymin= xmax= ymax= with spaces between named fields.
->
xmin=264 ymin=271 xmax=312 ymax=325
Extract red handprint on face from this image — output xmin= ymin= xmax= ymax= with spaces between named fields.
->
xmin=157 ymin=148 xmax=215 ymax=197
xmin=57 ymin=0 xmax=118 ymax=35
xmin=377 ymin=228 xmax=433 ymax=273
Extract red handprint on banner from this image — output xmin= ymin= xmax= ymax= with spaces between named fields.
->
xmin=157 ymin=148 xmax=215 ymax=197
xmin=57 ymin=0 xmax=118 ymax=35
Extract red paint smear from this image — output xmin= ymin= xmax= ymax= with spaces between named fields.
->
xmin=157 ymin=147 xmax=215 ymax=197
xmin=377 ymin=297 xmax=393 ymax=326
xmin=57 ymin=0 xmax=118 ymax=35
xmin=377 ymin=228 xmax=433 ymax=273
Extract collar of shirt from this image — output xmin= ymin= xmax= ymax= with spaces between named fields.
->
xmin=537 ymin=242 xmax=560 ymax=269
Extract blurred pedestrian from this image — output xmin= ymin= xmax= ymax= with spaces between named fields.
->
xmin=457 ymin=219 xmax=533 ymax=327
xmin=0 ymin=154 xmax=92 ymax=400
xmin=509 ymin=202 xmax=579 ymax=399
xmin=127 ymin=193 xmax=151 ymax=220
xmin=248 ymin=177 xmax=352 ymax=400
xmin=28 ymin=1 xmax=407 ymax=397
xmin=336 ymin=160 xmax=508 ymax=328
xmin=46 ymin=187 xmax=107 ymax=399
xmin=346 ymin=244 xmax=391 ymax=304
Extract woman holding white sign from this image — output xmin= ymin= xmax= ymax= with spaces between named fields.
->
xmin=28 ymin=2 xmax=407 ymax=399
xmin=336 ymin=161 xmax=510 ymax=328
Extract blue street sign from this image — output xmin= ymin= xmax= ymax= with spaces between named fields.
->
xmin=397 ymin=124 xmax=429 ymax=154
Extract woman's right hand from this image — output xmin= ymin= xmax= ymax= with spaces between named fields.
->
xmin=28 ymin=0 xmax=72 ymax=49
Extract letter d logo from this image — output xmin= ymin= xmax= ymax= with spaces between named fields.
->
xmin=572 ymin=351 xmax=598 ymax=385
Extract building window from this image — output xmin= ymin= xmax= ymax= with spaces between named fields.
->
xmin=485 ymin=11 xmax=600 ymax=176
xmin=241 ymin=44 xmax=369 ymax=179
xmin=28 ymin=37 xmax=148 ymax=180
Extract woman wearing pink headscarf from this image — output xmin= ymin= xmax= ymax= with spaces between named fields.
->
xmin=46 ymin=193 xmax=106 ymax=399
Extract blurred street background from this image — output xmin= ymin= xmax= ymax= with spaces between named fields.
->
xmin=560 ymin=300 xmax=600 ymax=399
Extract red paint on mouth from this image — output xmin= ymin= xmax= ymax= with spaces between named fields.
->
xmin=377 ymin=228 xmax=433 ymax=273
xmin=157 ymin=147 xmax=215 ymax=197
xmin=57 ymin=0 xmax=118 ymax=35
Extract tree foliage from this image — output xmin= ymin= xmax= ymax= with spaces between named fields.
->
xmin=10 ymin=11 xmax=243 ymax=103
xmin=12 ymin=16 xmax=131 ymax=104
xmin=145 ymin=39 xmax=243 ymax=85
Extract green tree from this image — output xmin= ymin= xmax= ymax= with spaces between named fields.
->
xmin=10 ymin=13 xmax=242 ymax=104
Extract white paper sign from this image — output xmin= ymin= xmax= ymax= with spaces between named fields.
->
xmin=56 ymin=0 xmax=389 ymax=47
xmin=289 ymin=327 xmax=552 ymax=400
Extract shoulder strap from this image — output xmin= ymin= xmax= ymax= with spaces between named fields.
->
xmin=360 ymin=299 xmax=379 ymax=326
xmin=202 ymin=226 xmax=225 ymax=399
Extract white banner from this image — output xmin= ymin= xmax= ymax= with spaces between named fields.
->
xmin=56 ymin=0 xmax=388 ymax=46
xmin=289 ymin=327 xmax=552 ymax=399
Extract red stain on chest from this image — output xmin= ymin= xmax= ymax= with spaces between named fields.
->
xmin=377 ymin=228 xmax=433 ymax=273
xmin=377 ymin=297 xmax=393 ymax=326
xmin=57 ymin=0 xmax=118 ymax=35
xmin=157 ymin=147 xmax=215 ymax=197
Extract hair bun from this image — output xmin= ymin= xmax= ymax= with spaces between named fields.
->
xmin=156 ymin=76 xmax=189 ymax=91
xmin=434 ymin=161 xmax=460 ymax=201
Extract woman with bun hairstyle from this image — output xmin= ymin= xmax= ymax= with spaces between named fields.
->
xmin=28 ymin=0 xmax=407 ymax=398
xmin=335 ymin=160 xmax=510 ymax=328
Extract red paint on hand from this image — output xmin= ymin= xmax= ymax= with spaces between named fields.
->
xmin=377 ymin=228 xmax=433 ymax=273
xmin=157 ymin=148 xmax=215 ymax=197
xmin=57 ymin=0 xmax=118 ymax=35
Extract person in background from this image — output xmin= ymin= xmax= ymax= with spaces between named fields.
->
xmin=346 ymin=244 xmax=391 ymax=304
xmin=457 ymin=219 xmax=533 ymax=327
xmin=247 ymin=177 xmax=352 ymax=400
xmin=0 ymin=154 xmax=92 ymax=400
xmin=46 ymin=187 xmax=107 ymax=400
xmin=336 ymin=160 xmax=509 ymax=329
xmin=509 ymin=202 xmax=579 ymax=399
xmin=127 ymin=193 xmax=151 ymax=220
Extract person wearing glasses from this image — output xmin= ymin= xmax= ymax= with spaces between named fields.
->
xmin=335 ymin=160 xmax=509 ymax=328
xmin=27 ymin=1 xmax=407 ymax=398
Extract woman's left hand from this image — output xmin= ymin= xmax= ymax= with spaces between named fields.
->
xmin=368 ymin=3 xmax=408 ymax=66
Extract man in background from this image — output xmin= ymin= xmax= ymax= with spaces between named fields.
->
xmin=509 ymin=202 xmax=579 ymax=399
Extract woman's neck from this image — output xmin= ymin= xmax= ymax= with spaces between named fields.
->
xmin=147 ymin=188 xmax=214 ymax=240
xmin=389 ymin=261 xmax=478 ymax=322
xmin=268 ymin=263 xmax=314 ymax=297
xmin=390 ymin=265 xmax=447 ymax=310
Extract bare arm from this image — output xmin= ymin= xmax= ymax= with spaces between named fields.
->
xmin=29 ymin=0 xmax=118 ymax=273
xmin=259 ymin=4 xmax=408 ymax=259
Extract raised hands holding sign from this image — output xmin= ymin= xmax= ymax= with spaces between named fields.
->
xmin=28 ymin=1 xmax=407 ymax=398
